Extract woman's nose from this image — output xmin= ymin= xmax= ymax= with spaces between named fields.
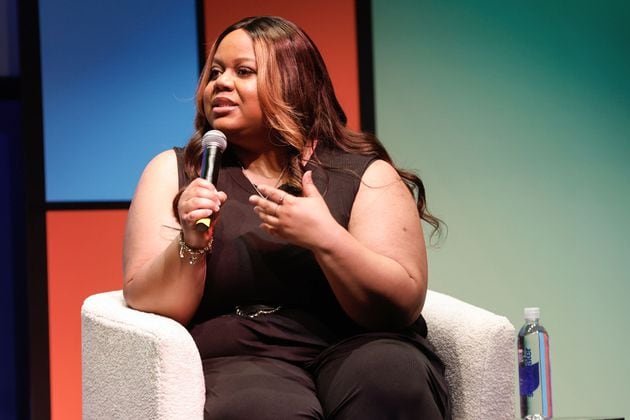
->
xmin=214 ymin=70 xmax=234 ymax=90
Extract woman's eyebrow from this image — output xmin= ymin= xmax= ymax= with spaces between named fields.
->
xmin=212 ymin=56 xmax=256 ymax=66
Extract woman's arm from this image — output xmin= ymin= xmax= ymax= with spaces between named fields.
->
xmin=122 ymin=149 xmax=224 ymax=325
xmin=314 ymin=160 xmax=427 ymax=329
xmin=250 ymin=160 xmax=427 ymax=329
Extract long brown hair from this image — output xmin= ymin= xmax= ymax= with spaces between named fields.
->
xmin=177 ymin=16 xmax=443 ymax=238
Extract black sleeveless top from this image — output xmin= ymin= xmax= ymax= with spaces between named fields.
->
xmin=177 ymin=146 xmax=429 ymax=365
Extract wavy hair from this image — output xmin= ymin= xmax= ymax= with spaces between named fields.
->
xmin=177 ymin=16 xmax=443 ymax=238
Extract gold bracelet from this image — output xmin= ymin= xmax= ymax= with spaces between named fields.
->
xmin=178 ymin=231 xmax=212 ymax=264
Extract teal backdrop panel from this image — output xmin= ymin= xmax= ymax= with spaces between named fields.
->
xmin=373 ymin=0 xmax=629 ymax=417
xmin=39 ymin=0 xmax=199 ymax=202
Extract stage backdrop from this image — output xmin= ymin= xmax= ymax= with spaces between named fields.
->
xmin=372 ymin=0 xmax=630 ymax=417
xmin=41 ymin=0 xmax=363 ymax=418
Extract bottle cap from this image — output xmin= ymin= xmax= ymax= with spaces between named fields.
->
xmin=524 ymin=307 xmax=540 ymax=320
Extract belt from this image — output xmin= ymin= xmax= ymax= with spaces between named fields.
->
xmin=235 ymin=304 xmax=283 ymax=318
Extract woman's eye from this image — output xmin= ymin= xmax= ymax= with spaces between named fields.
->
xmin=237 ymin=67 xmax=255 ymax=76
xmin=209 ymin=68 xmax=222 ymax=80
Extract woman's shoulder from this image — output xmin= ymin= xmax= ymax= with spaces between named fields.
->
xmin=361 ymin=159 xmax=399 ymax=186
xmin=129 ymin=149 xmax=179 ymax=222
xmin=136 ymin=149 xmax=178 ymax=188
xmin=144 ymin=148 xmax=177 ymax=170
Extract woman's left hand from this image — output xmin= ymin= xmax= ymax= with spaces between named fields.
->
xmin=249 ymin=170 xmax=341 ymax=249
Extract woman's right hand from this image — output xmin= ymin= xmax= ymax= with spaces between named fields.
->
xmin=177 ymin=177 xmax=227 ymax=248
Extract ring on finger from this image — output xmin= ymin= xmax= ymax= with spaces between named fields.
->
xmin=278 ymin=193 xmax=287 ymax=204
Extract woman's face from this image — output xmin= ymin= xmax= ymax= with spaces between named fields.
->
xmin=203 ymin=29 xmax=266 ymax=143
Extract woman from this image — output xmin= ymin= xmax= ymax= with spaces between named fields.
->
xmin=123 ymin=16 xmax=450 ymax=419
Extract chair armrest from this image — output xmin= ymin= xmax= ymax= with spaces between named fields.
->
xmin=423 ymin=290 xmax=516 ymax=420
xmin=81 ymin=290 xmax=204 ymax=420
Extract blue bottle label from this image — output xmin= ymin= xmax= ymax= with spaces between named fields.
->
xmin=519 ymin=362 xmax=540 ymax=395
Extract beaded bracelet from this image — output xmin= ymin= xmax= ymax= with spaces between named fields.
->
xmin=178 ymin=231 xmax=212 ymax=264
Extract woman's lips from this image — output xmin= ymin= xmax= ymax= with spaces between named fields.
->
xmin=212 ymin=97 xmax=237 ymax=109
xmin=211 ymin=97 xmax=238 ymax=114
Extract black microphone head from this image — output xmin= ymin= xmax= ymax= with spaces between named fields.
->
xmin=201 ymin=130 xmax=227 ymax=151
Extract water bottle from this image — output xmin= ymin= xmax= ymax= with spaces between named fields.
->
xmin=518 ymin=307 xmax=552 ymax=419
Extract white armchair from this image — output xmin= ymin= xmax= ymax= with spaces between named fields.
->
xmin=82 ymin=290 xmax=515 ymax=420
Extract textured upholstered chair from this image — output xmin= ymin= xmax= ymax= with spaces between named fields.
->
xmin=82 ymin=290 xmax=516 ymax=419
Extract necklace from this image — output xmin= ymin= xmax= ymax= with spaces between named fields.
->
xmin=241 ymin=165 xmax=288 ymax=199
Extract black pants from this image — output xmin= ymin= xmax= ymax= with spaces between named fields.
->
xmin=202 ymin=335 xmax=451 ymax=419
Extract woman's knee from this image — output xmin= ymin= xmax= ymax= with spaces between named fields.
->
xmin=203 ymin=356 xmax=324 ymax=420
xmin=205 ymin=387 xmax=322 ymax=420
xmin=316 ymin=338 xmax=449 ymax=419
xmin=344 ymin=339 xmax=435 ymax=397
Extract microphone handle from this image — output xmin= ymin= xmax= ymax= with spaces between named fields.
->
xmin=194 ymin=146 xmax=223 ymax=232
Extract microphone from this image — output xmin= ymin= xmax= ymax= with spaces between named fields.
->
xmin=194 ymin=130 xmax=228 ymax=232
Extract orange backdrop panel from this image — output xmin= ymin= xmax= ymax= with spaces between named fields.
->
xmin=203 ymin=0 xmax=360 ymax=130
xmin=47 ymin=209 xmax=127 ymax=420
